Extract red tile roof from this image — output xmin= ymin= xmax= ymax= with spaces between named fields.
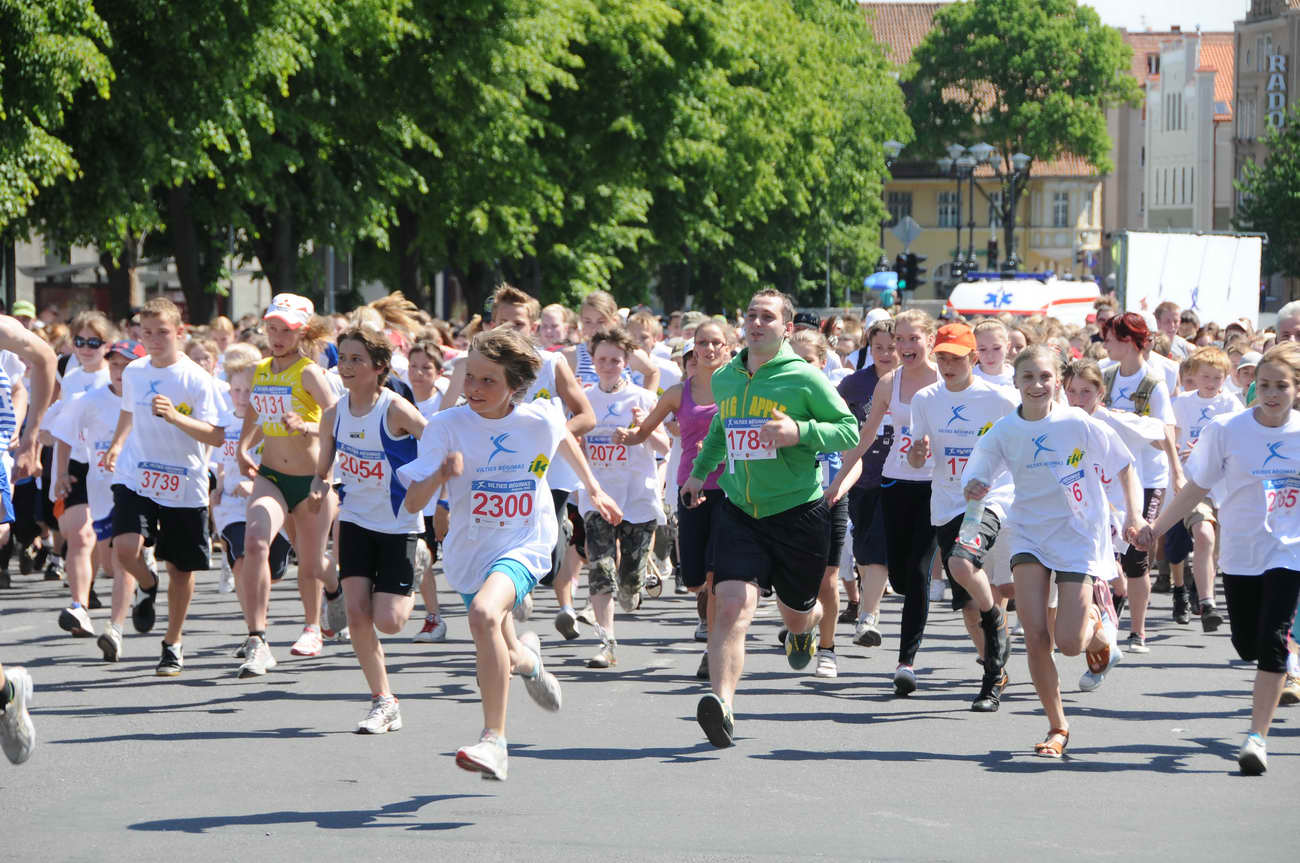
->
xmin=1197 ymin=34 xmax=1236 ymax=121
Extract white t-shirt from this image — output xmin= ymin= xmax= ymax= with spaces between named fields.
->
xmin=1172 ymin=390 xmax=1244 ymax=457
xmin=525 ymin=349 xmax=578 ymax=493
xmin=211 ymin=404 xmax=249 ymax=532
xmin=118 ymin=355 xmax=222 ymax=508
xmin=1147 ymin=351 xmax=1181 ymax=396
xmin=1185 ymin=409 xmax=1300 ymax=575
xmin=908 ymin=378 xmax=1019 ymax=524
xmin=973 ymin=365 xmax=1014 ymax=389
xmin=43 ymin=364 xmax=110 ymax=464
xmin=48 ymin=384 xmax=120 ymax=520
xmin=578 ymin=383 xmax=661 ymax=524
xmin=1106 ymin=363 xmax=1174 ymax=488
xmin=397 ymin=400 xmax=567 ymax=595
xmin=414 ymin=393 xmax=444 ymax=517
xmin=1088 ymin=406 xmax=1167 ymax=556
xmin=333 ymin=389 xmax=422 ymax=534
xmin=966 ymin=405 xmax=1134 ymax=577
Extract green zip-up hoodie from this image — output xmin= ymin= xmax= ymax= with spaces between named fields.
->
xmin=690 ymin=341 xmax=859 ymax=518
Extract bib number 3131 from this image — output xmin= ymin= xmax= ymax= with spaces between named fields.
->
xmin=725 ymin=418 xmax=775 ymax=461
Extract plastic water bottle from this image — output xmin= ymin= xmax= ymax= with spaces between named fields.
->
xmin=958 ymin=499 xmax=985 ymax=546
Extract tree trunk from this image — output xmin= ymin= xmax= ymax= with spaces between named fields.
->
xmin=102 ymin=229 xmax=143 ymax=320
xmin=395 ymin=204 xmax=426 ymax=308
xmin=166 ymin=183 xmax=216 ymax=324
xmin=248 ymin=207 xmax=296 ymax=296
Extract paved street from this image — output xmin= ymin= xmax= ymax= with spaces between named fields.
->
xmin=1 ymin=563 xmax=1295 ymax=862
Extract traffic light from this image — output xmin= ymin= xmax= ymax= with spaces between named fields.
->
xmin=893 ymin=254 xmax=907 ymax=289
xmin=904 ymin=253 xmax=927 ymax=293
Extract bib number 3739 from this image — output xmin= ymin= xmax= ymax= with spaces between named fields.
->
xmin=138 ymin=461 xmax=186 ymax=502
xmin=470 ymin=479 xmax=536 ymax=530
xmin=725 ymin=418 xmax=775 ymax=461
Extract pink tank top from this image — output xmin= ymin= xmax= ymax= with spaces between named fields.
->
xmin=677 ymin=375 xmax=723 ymax=491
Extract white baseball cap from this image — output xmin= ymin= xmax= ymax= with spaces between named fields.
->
xmin=864 ymin=308 xmax=892 ymax=327
xmin=264 ymin=293 xmax=314 ymax=330
xmin=1239 ymin=350 xmax=1263 ymax=369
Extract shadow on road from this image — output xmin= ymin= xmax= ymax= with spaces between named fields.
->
xmin=128 ymin=794 xmax=485 ymax=834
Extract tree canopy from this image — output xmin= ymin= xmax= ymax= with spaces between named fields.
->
xmin=3 ymin=0 xmax=911 ymax=316
xmin=1235 ymin=109 xmax=1300 ymax=280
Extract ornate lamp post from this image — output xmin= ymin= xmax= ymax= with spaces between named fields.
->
xmin=876 ymin=139 xmax=904 ymax=271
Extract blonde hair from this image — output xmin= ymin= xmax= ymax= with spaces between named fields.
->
xmin=1063 ymin=358 xmax=1104 ymax=391
xmin=893 ymin=309 xmax=936 ymax=337
xmin=493 ymin=284 xmax=541 ymax=323
xmin=1012 ymin=343 xmax=1061 ymax=378
xmin=69 ymin=310 xmax=116 ymax=342
xmin=222 ymin=343 xmax=262 ymax=379
xmin=580 ymin=290 xmax=619 ymax=325
xmin=1260 ymin=342 xmax=1300 ymax=387
xmin=140 ymin=297 xmax=182 ymax=328
xmin=627 ymin=311 xmax=662 ymax=340
xmin=471 ymin=328 xmax=542 ymax=402
xmin=790 ymin=330 xmax=829 ymax=364
xmin=972 ymin=319 xmax=1009 ymax=340
xmin=209 ymin=315 xmax=235 ymax=334
xmin=352 ymin=292 xmax=421 ymax=338
xmin=1187 ymin=345 xmax=1231 ymax=376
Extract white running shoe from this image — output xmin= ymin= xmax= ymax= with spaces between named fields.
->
xmin=929 ymin=578 xmax=946 ymax=602
xmin=323 ymin=589 xmax=349 ymax=639
xmin=413 ymin=615 xmax=447 ymax=643
xmin=694 ymin=620 xmax=708 ymax=643
xmin=57 ymin=605 xmax=94 ymax=638
xmin=1238 ymin=732 xmax=1267 ymax=776
xmin=517 ymin=631 xmax=562 ymax=711
xmin=853 ymin=613 xmax=882 ymax=647
xmin=576 ymin=604 xmax=598 ymax=627
xmin=512 ymin=590 xmax=534 ymax=623
xmin=893 ymin=664 xmax=917 ymax=696
xmin=217 ymin=555 xmax=235 ymax=594
xmin=0 ymin=667 xmax=35 ymax=764
xmin=456 ymin=730 xmax=508 ymax=780
xmin=587 ymin=637 xmax=616 ymax=668
xmin=356 ymin=695 xmax=402 ymax=734
xmin=290 ymin=625 xmax=323 ymax=657
xmin=97 ymin=625 xmax=123 ymax=662
xmin=814 ymin=651 xmax=839 ymax=678
xmin=238 ymin=636 xmax=278 ymax=678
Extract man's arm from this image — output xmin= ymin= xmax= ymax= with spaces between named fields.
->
xmin=795 ymin=371 xmax=860 ymax=454
xmin=0 ymin=317 xmax=56 ymax=476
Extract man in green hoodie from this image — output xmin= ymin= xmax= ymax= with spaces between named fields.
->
xmin=682 ymin=288 xmax=859 ymax=747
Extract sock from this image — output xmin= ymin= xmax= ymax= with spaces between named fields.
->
xmin=425 ymin=612 xmax=437 ymax=623
xmin=561 ymin=604 xmax=575 ymax=616
xmin=0 ymin=679 xmax=12 ymax=708
xmin=70 ymin=601 xmax=82 ymax=610
xmin=324 ymin=585 xmax=342 ymax=601
xmin=250 ymin=630 xmax=266 ymax=640
xmin=820 ymin=643 xmax=835 ymax=652
xmin=1288 ymin=651 xmax=1300 ymax=676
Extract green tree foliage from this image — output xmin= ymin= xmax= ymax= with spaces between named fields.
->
xmin=0 ymin=0 xmax=111 ymax=227
xmin=906 ymin=0 xmax=1140 ymax=261
xmin=1234 ymin=109 xmax=1300 ymax=279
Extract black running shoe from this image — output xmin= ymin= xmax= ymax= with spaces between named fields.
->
xmin=0 ymin=570 xmax=9 ymax=590
xmin=155 ymin=641 xmax=183 ymax=677
xmin=696 ymin=693 xmax=734 ymax=748
xmin=88 ymin=589 xmax=103 ymax=610
xmin=837 ymin=601 xmax=859 ymax=624
xmin=132 ymin=587 xmax=157 ymax=634
xmin=696 ymin=652 xmax=710 ymax=681
xmin=1172 ymin=587 xmax=1190 ymax=625
xmin=1201 ymin=602 xmax=1224 ymax=632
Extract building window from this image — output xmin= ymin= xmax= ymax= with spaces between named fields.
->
xmin=1190 ymin=168 xmax=1194 ymax=203
xmin=1140 ymin=191 xmax=1145 ymax=214
xmin=1181 ymin=167 xmax=1186 ymax=203
xmin=1140 ymin=145 xmax=1145 ymax=167
xmin=886 ymin=191 xmax=912 ymax=227
xmin=937 ymin=191 xmax=959 ymax=227
xmin=1258 ymin=37 xmax=1265 ymax=72
xmin=1147 ymin=53 xmax=1159 ymax=75
xmin=1052 ymin=192 xmax=1069 ymax=227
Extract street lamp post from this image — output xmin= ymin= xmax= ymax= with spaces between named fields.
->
xmin=877 ymin=140 xmax=904 ymax=272
xmin=1002 ymin=152 xmax=1032 ymax=271
xmin=939 ymin=143 xmax=967 ymax=284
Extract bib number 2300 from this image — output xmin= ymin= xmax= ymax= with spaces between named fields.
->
xmin=470 ymin=479 xmax=536 ymax=529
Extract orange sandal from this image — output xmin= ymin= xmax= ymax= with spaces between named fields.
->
xmin=1034 ymin=728 xmax=1069 ymax=758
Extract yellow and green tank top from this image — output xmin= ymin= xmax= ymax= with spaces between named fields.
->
xmin=251 ymin=356 xmax=321 ymax=437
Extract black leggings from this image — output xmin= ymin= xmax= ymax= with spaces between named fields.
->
xmin=1120 ymin=487 xmax=1164 ymax=580
xmin=547 ymin=489 xmax=570 ymax=579
xmin=1222 ymin=570 xmax=1300 ymax=673
xmin=882 ymin=479 xmax=936 ymax=667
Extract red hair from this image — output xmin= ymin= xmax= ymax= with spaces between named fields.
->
xmin=1102 ymin=312 xmax=1149 ymax=351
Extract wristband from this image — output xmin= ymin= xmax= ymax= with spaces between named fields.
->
xmin=437 ymin=499 xmax=450 ymax=511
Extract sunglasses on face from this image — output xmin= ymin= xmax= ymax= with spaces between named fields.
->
xmin=73 ymin=336 xmax=105 ymax=349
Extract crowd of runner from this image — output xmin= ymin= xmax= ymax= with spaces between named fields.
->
xmin=0 ymin=287 xmax=1298 ymax=780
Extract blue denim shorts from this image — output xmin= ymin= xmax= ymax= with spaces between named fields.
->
xmin=459 ymin=558 xmax=538 ymax=611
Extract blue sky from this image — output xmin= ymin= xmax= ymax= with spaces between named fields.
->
xmin=1082 ymin=0 xmax=1250 ymax=32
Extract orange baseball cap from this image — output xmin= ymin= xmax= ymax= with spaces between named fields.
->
xmin=933 ymin=323 xmax=976 ymax=357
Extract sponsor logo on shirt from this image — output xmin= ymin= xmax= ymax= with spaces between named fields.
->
xmin=602 ymin=404 xmax=620 ymax=422
xmin=349 ymin=430 xmax=365 ymax=440
xmin=977 ymin=421 xmax=993 ymax=436
xmin=533 ymin=388 xmax=551 ymax=401
xmin=488 ymin=433 xmax=517 ymax=464
xmin=146 ymin=380 xmax=164 ymax=397
xmin=529 ymin=454 xmax=550 ymax=478
xmin=1197 ymin=407 xmax=1214 ymax=422
xmin=176 ymin=403 xmax=192 ymax=416
xmin=1030 ymin=434 xmax=1055 ymax=465
xmin=1066 ymin=448 xmax=1084 ymax=468
xmin=946 ymin=404 xmax=969 ymax=426
xmin=1263 ymin=441 xmax=1290 ymax=468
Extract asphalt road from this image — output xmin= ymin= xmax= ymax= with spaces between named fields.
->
xmin=1 ymin=561 xmax=1295 ymax=862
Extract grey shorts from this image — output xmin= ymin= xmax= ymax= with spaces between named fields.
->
xmin=1010 ymin=552 xmax=1093 ymax=586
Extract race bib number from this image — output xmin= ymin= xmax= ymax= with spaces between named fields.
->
xmin=251 ymin=386 xmax=293 ymax=426
xmin=586 ymin=434 xmax=627 ymax=469
xmin=337 ymin=444 xmax=385 ymax=489
xmin=725 ymin=418 xmax=775 ymax=461
xmin=942 ymin=446 xmax=971 ymax=485
xmin=1058 ymin=468 xmax=1088 ymax=518
xmin=470 ymin=479 xmax=536 ymax=529
xmin=93 ymin=440 xmax=114 ymax=479
xmin=222 ymin=434 xmax=239 ymax=460
xmin=1264 ymin=477 xmax=1300 ymax=536
xmin=138 ymin=461 xmax=187 ymax=502
xmin=894 ymin=425 xmax=923 ymax=469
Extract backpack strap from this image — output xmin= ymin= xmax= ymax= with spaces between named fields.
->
xmin=1101 ymin=366 xmax=1119 ymax=408
xmin=1131 ymin=375 xmax=1158 ymax=417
